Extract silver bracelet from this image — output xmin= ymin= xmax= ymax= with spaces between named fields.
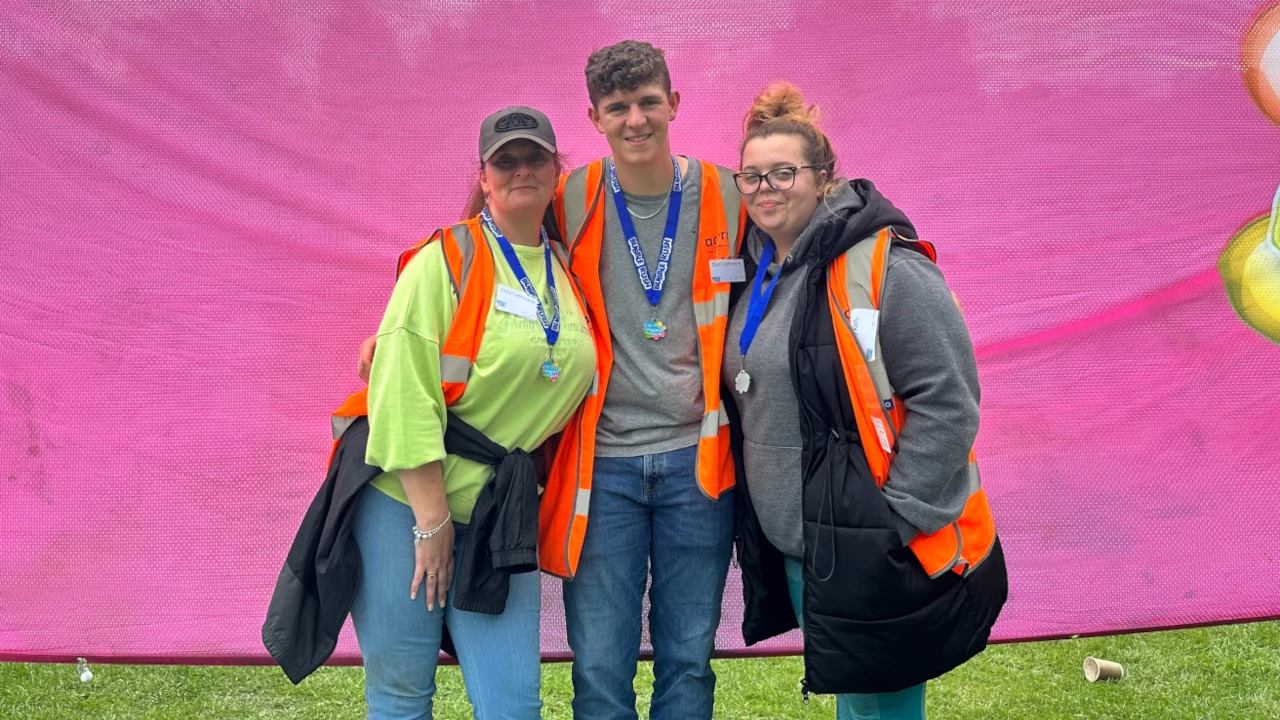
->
xmin=412 ymin=512 xmax=451 ymax=546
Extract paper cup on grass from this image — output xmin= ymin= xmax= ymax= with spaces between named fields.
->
xmin=1083 ymin=657 xmax=1124 ymax=682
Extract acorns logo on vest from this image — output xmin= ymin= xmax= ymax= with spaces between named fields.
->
xmin=495 ymin=113 xmax=538 ymax=132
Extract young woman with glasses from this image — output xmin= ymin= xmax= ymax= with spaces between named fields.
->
xmin=723 ymin=83 xmax=1008 ymax=720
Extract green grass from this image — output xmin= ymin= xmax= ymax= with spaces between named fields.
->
xmin=2 ymin=622 xmax=1278 ymax=719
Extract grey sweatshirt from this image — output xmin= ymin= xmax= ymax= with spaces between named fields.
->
xmin=596 ymin=158 xmax=705 ymax=456
xmin=723 ymin=183 xmax=981 ymax=556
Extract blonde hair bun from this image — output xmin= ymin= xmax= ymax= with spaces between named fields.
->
xmin=744 ymin=82 xmax=820 ymax=133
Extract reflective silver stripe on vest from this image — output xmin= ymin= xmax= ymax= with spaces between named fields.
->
xmin=332 ymin=415 xmax=359 ymax=441
xmin=440 ymin=354 xmax=471 ymax=384
xmin=588 ymin=371 xmax=600 ymax=397
xmin=442 ymin=251 xmax=460 ymax=298
xmin=435 ymin=222 xmax=480 ymax=387
xmin=700 ymin=406 xmax=729 ymax=438
xmin=450 ymin=222 xmax=478 ymax=299
xmin=561 ymin=166 xmax=594 ymax=252
xmin=693 ymin=291 xmax=731 ymax=327
xmin=714 ymin=164 xmax=744 ymax=253
xmin=574 ymin=488 xmax=591 ymax=517
xmin=842 ymin=235 xmax=983 ymax=477
xmin=841 ymin=235 xmax=896 ymax=405
xmin=843 ymin=234 xmax=993 ymax=578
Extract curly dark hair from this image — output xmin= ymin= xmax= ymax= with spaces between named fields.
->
xmin=584 ymin=40 xmax=672 ymax=107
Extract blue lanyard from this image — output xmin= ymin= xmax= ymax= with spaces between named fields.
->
xmin=738 ymin=240 xmax=783 ymax=358
xmin=480 ymin=208 xmax=560 ymax=349
xmin=608 ymin=157 xmax=683 ymax=309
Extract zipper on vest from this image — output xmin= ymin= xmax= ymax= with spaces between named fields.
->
xmin=791 ymin=270 xmax=821 ymax=711
xmin=792 ymin=276 xmax=815 ymax=452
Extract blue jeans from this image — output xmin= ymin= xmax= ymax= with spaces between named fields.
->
xmin=562 ymin=444 xmax=736 ymax=720
xmin=784 ymin=557 xmax=927 ymax=720
xmin=349 ymin=485 xmax=542 ymax=720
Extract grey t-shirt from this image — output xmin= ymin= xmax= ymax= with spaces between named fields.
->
xmin=595 ymin=158 xmax=704 ymax=457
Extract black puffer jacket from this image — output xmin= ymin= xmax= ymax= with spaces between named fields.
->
xmin=728 ymin=179 xmax=1008 ymax=695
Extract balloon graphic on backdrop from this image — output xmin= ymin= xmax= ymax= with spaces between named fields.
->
xmin=1221 ymin=3 xmax=1280 ymax=344
xmin=1220 ymin=196 xmax=1280 ymax=343
xmin=1243 ymin=2 xmax=1280 ymax=124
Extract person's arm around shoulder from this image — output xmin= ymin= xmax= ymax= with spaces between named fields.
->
xmin=365 ymin=241 xmax=460 ymax=610
xmin=358 ymin=334 xmax=377 ymax=383
xmin=875 ymin=247 xmax=981 ymax=543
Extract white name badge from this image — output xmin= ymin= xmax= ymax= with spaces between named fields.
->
xmin=496 ymin=284 xmax=539 ymax=322
xmin=871 ymin=416 xmax=893 ymax=453
xmin=847 ymin=308 xmax=880 ymax=361
xmin=709 ymin=258 xmax=747 ymax=283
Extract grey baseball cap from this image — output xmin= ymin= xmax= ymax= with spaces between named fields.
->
xmin=479 ymin=106 xmax=557 ymax=161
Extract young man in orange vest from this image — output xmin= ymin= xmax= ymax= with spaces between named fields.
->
xmin=540 ymin=40 xmax=747 ymax=720
xmin=358 ymin=40 xmax=746 ymax=719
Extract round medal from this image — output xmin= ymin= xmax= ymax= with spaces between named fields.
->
xmin=541 ymin=359 xmax=561 ymax=382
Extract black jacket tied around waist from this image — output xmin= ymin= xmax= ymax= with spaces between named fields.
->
xmin=262 ymin=412 xmax=541 ymax=684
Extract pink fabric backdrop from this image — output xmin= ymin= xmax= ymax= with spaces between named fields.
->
xmin=3 ymin=0 xmax=1279 ymax=664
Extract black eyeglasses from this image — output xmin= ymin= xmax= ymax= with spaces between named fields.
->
xmin=733 ymin=166 xmax=823 ymax=195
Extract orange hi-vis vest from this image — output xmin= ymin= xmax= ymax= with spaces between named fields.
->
xmin=826 ymin=228 xmax=998 ymax=579
xmin=538 ymin=158 xmax=748 ymax=579
xmin=330 ymin=215 xmax=589 ymax=450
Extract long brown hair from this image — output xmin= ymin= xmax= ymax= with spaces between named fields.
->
xmin=455 ymin=151 xmax=565 ymax=219
xmin=741 ymin=82 xmax=842 ymax=197
xmin=460 ymin=152 xmax=569 ymax=241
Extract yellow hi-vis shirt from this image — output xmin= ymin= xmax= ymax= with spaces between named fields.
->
xmin=365 ymin=226 xmax=596 ymax=523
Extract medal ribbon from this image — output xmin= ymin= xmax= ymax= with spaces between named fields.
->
xmin=738 ymin=240 xmax=784 ymax=359
xmin=480 ymin=208 xmax=560 ymax=349
xmin=608 ymin=156 xmax=683 ymax=309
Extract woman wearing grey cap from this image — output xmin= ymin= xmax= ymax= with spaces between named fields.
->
xmin=351 ymin=106 xmax=597 ymax=719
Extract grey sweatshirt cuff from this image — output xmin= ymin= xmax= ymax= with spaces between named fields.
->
xmin=893 ymin=513 xmax=921 ymax=546
xmin=876 ymin=247 xmax=982 ymax=540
